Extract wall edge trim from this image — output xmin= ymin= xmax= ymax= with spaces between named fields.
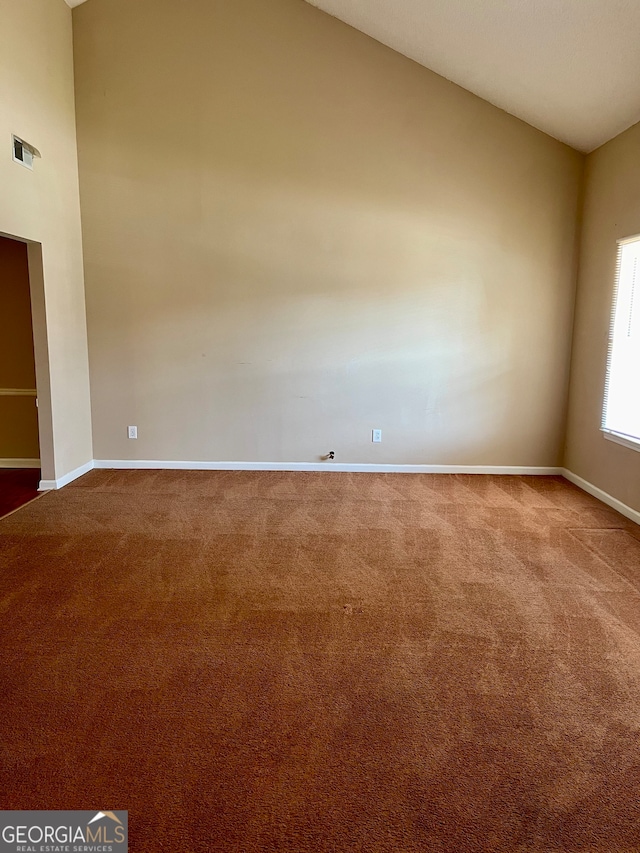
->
xmin=561 ymin=467 xmax=640 ymax=526
xmin=39 ymin=459 xmax=94 ymax=491
xmin=0 ymin=458 xmax=40 ymax=469
xmin=92 ymin=459 xmax=564 ymax=475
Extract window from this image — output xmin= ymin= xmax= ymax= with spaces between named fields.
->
xmin=602 ymin=236 xmax=640 ymax=450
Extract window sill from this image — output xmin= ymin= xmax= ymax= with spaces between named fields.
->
xmin=602 ymin=429 xmax=640 ymax=453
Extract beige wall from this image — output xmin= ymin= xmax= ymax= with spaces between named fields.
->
xmin=565 ymin=120 xmax=640 ymax=512
xmin=74 ymin=0 xmax=583 ymax=466
xmin=0 ymin=0 xmax=92 ymax=481
xmin=0 ymin=236 xmax=39 ymax=460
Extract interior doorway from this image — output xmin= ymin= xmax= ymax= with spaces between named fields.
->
xmin=0 ymin=234 xmax=41 ymax=517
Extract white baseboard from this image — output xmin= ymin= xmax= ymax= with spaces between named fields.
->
xmin=561 ymin=468 xmax=640 ymax=526
xmin=93 ymin=459 xmax=563 ymax=475
xmin=31 ymin=457 xmax=640 ymax=527
xmin=39 ymin=459 xmax=94 ymax=491
xmin=0 ymin=458 xmax=40 ymax=469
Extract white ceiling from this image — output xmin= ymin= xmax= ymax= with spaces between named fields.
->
xmin=65 ymin=0 xmax=640 ymax=152
xmin=306 ymin=0 xmax=640 ymax=152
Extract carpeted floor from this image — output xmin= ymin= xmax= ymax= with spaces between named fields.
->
xmin=1 ymin=471 xmax=640 ymax=852
xmin=0 ymin=468 xmax=41 ymax=520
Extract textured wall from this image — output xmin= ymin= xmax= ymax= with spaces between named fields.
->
xmin=74 ymin=0 xmax=583 ymax=466
xmin=565 ymin=120 xmax=640 ymax=512
xmin=0 ymin=0 xmax=92 ymax=480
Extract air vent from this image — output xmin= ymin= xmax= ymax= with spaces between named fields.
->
xmin=12 ymin=135 xmax=40 ymax=170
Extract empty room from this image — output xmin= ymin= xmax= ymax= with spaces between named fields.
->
xmin=1 ymin=0 xmax=640 ymax=850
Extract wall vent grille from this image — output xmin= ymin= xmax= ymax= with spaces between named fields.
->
xmin=12 ymin=135 xmax=40 ymax=169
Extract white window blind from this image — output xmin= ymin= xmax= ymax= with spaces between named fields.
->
xmin=602 ymin=236 xmax=640 ymax=449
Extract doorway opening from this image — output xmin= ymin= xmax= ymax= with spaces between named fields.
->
xmin=0 ymin=234 xmax=41 ymax=517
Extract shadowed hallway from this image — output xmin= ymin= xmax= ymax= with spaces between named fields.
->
xmin=0 ymin=468 xmax=41 ymax=520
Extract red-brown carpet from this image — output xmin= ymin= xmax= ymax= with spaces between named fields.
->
xmin=0 ymin=468 xmax=41 ymax=519
xmin=1 ymin=470 xmax=640 ymax=852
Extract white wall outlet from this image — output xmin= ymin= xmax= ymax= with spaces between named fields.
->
xmin=127 ymin=425 xmax=138 ymax=439
xmin=372 ymin=429 xmax=382 ymax=443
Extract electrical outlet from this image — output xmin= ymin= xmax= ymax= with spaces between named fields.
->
xmin=127 ymin=425 xmax=138 ymax=439
xmin=372 ymin=429 xmax=382 ymax=443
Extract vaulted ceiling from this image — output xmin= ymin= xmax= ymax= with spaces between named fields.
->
xmin=66 ymin=0 xmax=640 ymax=152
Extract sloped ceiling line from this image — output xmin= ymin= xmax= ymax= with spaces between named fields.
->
xmin=66 ymin=0 xmax=640 ymax=152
